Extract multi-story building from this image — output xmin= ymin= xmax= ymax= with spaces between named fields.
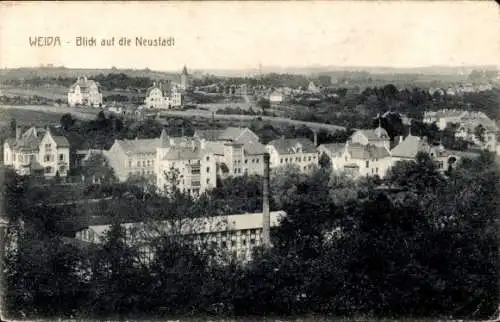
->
xmin=74 ymin=210 xmax=286 ymax=263
xmin=105 ymin=129 xmax=197 ymax=182
xmin=349 ymin=126 xmax=391 ymax=150
xmin=202 ymin=140 xmax=267 ymax=178
xmin=4 ymin=126 xmax=70 ymax=177
xmin=390 ymin=134 xmax=477 ymax=172
xmin=144 ymin=82 xmax=182 ymax=109
xmin=156 ymin=141 xmax=217 ymax=196
xmin=68 ymin=76 xmax=103 ymax=107
xmin=454 ymin=112 xmax=498 ymax=152
xmin=423 ymin=109 xmax=469 ymax=130
xmin=266 ymin=137 xmax=318 ymax=172
xmin=318 ymin=142 xmax=392 ymax=178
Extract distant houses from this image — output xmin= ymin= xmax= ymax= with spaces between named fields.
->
xmin=68 ymin=76 xmax=103 ymax=107
xmin=423 ymin=109 xmax=498 ymax=152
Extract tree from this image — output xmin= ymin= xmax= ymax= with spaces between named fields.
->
xmin=318 ymin=152 xmax=332 ymax=169
xmin=257 ymin=98 xmax=271 ymax=114
xmin=79 ymin=153 xmax=117 ymax=184
xmin=474 ymin=124 xmax=486 ymax=143
xmin=60 ymin=113 xmax=75 ymax=131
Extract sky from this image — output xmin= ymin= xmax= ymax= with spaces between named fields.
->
xmin=0 ymin=1 xmax=499 ymax=71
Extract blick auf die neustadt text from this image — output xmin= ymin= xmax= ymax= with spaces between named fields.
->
xmin=29 ymin=36 xmax=175 ymax=47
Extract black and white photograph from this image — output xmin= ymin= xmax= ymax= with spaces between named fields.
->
xmin=0 ymin=1 xmax=499 ymax=320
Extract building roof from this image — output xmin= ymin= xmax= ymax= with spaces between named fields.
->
xmin=115 ymin=138 xmax=162 ymax=154
xmin=69 ymin=77 xmax=99 ymax=93
xmin=390 ymin=135 xmax=430 ymax=159
xmin=355 ymin=127 xmax=390 ymax=142
xmin=347 ymin=143 xmax=391 ymax=160
xmin=194 ymin=127 xmax=257 ymax=143
xmin=318 ymin=143 xmax=345 ymax=157
xmin=79 ymin=210 xmax=286 ymax=240
xmin=201 ymin=140 xmax=266 ymax=156
xmin=162 ymin=147 xmax=202 ymax=161
xmin=5 ymin=126 xmax=69 ymax=151
xmin=267 ymin=137 xmax=317 ymax=154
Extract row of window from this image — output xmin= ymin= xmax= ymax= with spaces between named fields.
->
xmin=44 ymin=154 xmax=65 ymax=162
xmin=233 ymin=158 xmax=261 ymax=165
xmin=129 ymin=159 xmax=155 ymax=168
xmin=280 ymin=155 xmax=317 ymax=164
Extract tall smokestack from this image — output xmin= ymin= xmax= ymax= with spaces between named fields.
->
xmin=313 ymin=130 xmax=318 ymax=147
xmin=262 ymin=152 xmax=271 ymax=248
xmin=15 ymin=126 xmax=21 ymax=140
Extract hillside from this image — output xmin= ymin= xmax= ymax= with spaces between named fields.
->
xmin=0 ymin=66 xmax=179 ymax=81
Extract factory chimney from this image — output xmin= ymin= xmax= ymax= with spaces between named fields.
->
xmin=262 ymin=152 xmax=271 ymax=248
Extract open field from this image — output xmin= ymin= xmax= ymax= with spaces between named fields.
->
xmin=0 ymin=104 xmax=97 ymax=127
xmin=0 ymin=85 xmax=68 ymax=100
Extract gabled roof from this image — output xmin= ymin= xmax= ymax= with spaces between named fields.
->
xmin=318 ymin=143 xmax=344 ymax=157
xmin=162 ymin=147 xmax=202 ymax=161
xmin=355 ymin=127 xmax=390 ymax=142
xmin=390 ymin=135 xmax=430 ymax=159
xmin=6 ymin=126 xmax=44 ymax=151
xmin=347 ymin=143 xmax=391 ymax=160
xmin=80 ymin=210 xmax=286 ymax=239
xmin=115 ymin=138 xmax=162 ymax=154
xmin=194 ymin=127 xmax=257 ymax=143
xmin=69 ymin=77 xmax=99 ymax=93
xmin=267 ymin=137 xmax=317 ymax=154
xmin=202 ymin=140 xmax=266 ymax=156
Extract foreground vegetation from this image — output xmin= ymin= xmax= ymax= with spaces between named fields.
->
xmin=2 ymin=151 xmax=498 ymax=319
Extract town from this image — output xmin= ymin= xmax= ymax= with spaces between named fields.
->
xmin=0 ymin=64 xmax=499 ymax=320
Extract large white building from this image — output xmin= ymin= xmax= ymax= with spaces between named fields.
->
xmin=266 ymin=137 xmax=318 ymax=173
xmin=3 ymin=126 xmax=70 ymax=177
xmin=349 ymin=127 xmax=391 ymax=150
xmin=317 ymin=142 xmax=392 ymax=178
xmin=156 ymin=141 xmax=217 ymax=197
xmin=144 ymin=82 xmax=182 ymax=109
xmin=68 ymin=76 xmax=103 ymax=107
xmin=74 ymin=210 xmax=286 ymax=263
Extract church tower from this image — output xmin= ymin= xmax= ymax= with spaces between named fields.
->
xmin=181 ymin=65 xmax=189 ymax=90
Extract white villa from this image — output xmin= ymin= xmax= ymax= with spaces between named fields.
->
xmin=144 ymin=82 xmax=182 ymax=109
xmin=68 ymin=76 xmax=103 ymax=107
xmin=3 ymin=126 xmax=70 ymax=177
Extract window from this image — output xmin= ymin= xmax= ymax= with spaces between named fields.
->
xmin=244 ymin=159 xmax=248 ymax=164
xmin=128 ymin=160 xmax=132 ymax=167
xmin=376 ymin=167 xmax=379 ymax=173
xmin=142 ymin=161 xmax=146 ymax=167
xmin=137 ymin=161 xmax=140 ymax=167
xmin=147 ymin=160 xmax=151 ymax=166
xmin=222 ymin=241 xmax=227 ymax=248
xmin=280 ymin=158 xmax=283 ymax=164
xmin=206 ymin=167 xmax=210 ymax=173
xmin=59 ymin=154 xmax=64 ymax=161
xmin=308 ymin=156 xmax=312 ymax=161
xmin=206 ymin=178 xmax=210 ymax=184
xmin=304 ymin=166 xmax=307 ymax=171
xmin=234 ymin=168 xmax=238 ymax=174
xmin=231 ymin=240 xmax=236 ymax=247
xmin=45 ymin=143 xmax=51 ymax=149
xmin=206 ymin=156 xmax=210 ymax=161
xmin=250 ymin=238 xmax=256 ymax=245
xmin=242 ymin=239 xmax=247 ymax=246
xmin=256 ymin=159 xmax=259 ymax=163
xmin=44 ymin=166 xmax=53 ymax=174
xmin=365 ymin=160 xmax=369 ymax=168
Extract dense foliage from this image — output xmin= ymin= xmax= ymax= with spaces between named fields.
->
xmin=3 ymin=150 xmax=498 ymax=320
